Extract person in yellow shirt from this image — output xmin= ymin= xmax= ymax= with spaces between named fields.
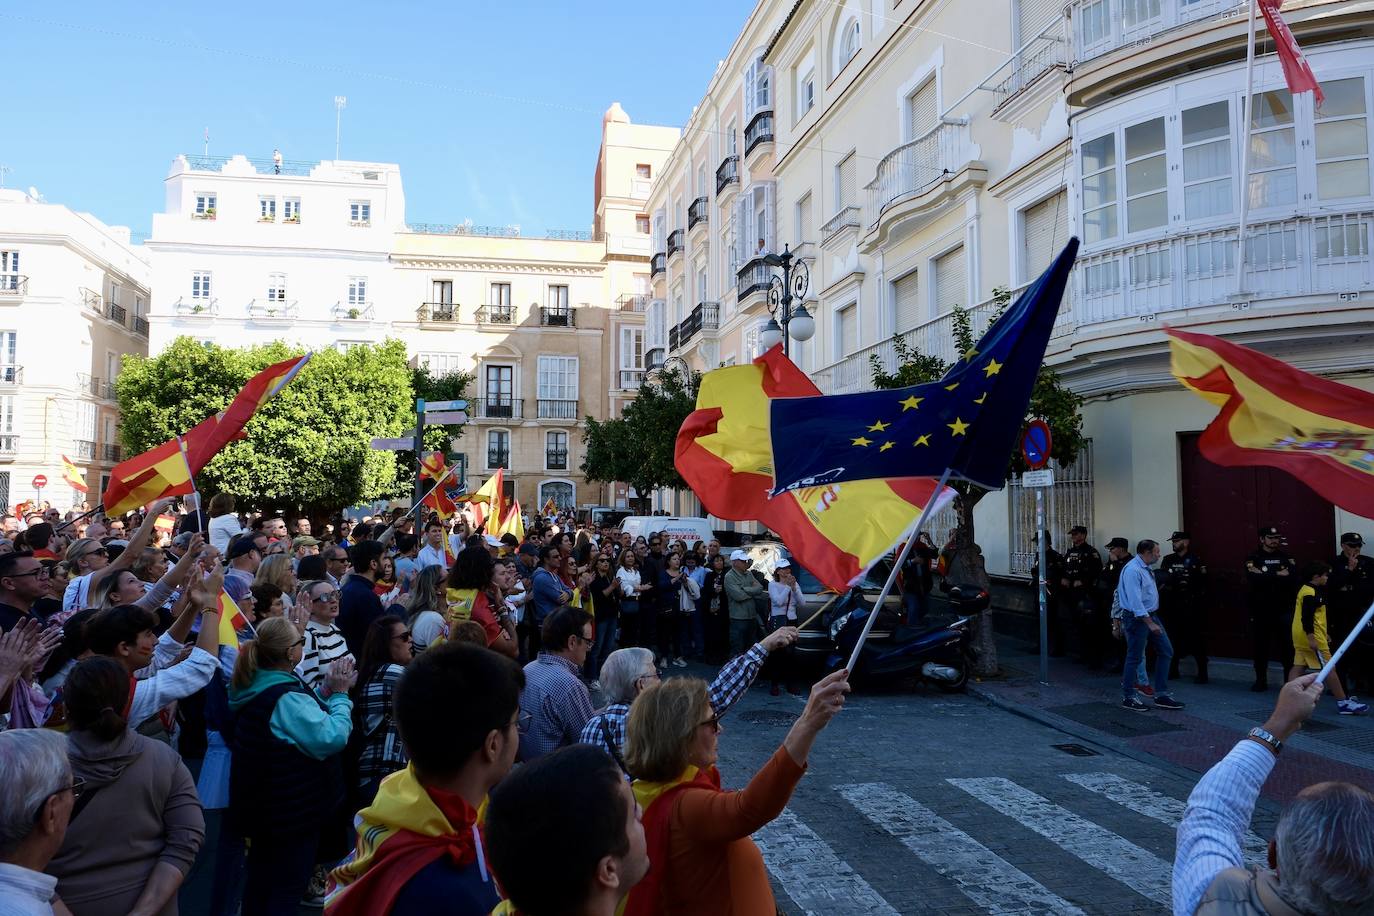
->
xmin=1289 ymin=562 xmax=1367 ymax=715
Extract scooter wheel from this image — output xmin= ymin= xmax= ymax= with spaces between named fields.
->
xmin=935 ymin=659 xmax=970 ymax=693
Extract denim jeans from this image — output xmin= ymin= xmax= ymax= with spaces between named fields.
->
xmin=729 ymin=617 xmax=760 ymax=657
xmin=903 ymin=590 xmax=929 ymax=625
xmin=1122 ymin=613 xmax=1174 ymax=700
xmin=589 ymin=617 xmax=619 ymax=679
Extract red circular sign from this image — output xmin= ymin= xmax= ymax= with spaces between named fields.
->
xmin=31 ymin=474 xmax=47 ymax=489
xmin=1021 ymin=420 xmax=1052 ymax=470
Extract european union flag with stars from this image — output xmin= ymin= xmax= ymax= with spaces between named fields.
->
xmin=769 ymin=238 xmax=1078 ymax=495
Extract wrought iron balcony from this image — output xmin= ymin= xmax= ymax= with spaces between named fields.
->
xmin=475 ymin=304 xmax=515 ymax=325
xmin=133 ymin=316 xmax=149 ymax=336
xmin=80 ymin=287 xmax=102 ymax=311
xmin=106 ymin=302 xmax=127 ymax=326
xmin=487 ymin=449 xmax=510 ymax=469
xmin=666 ymin=229 xmax=685 ymax=259
xmin=688 ymin=198 xmax=709 ymax=232
xmin=0 ymin=436 xmax=16 ymax=458
xmin=248 ymin=299 xmax=298 ymax=319
xmin=736 ymin=257 xmax=772 ymax=299
xmin=75 ymin=373 xmax=103 ymax=397
xmin=475 ymin=398 xmax=524 ymax=420
xmin=539 ymin=306 xmax=576 ymax=327
xmin=616 ymin=294 xmax=649 ymax=312
xmin=175 ymin=297 xmax=218 ymax=316
xmin=618 ymin=369 xmax=645 ymax=389
xmin=75 ymin=439 xmax=97 ymax=460
xmin=537 ymin=399 xmax=578 ymax=420
xmin=651 ymin=252 xmax=666 ymax=277
xmin=101 ymin=380 xmax=117 ymax=401
xmin=418 ymin=302 xmax=458 ymax=322
xmin=716 ymin=156 xmax=739 ymax=194
xmin=745 ymin=110 xmax=775 ymax=157
xmin=670 ymin=302 xmax=721 ymax=351
xmin=0 ymin=365 xmax=21 ymax=385
xmin=0 ymin=275 xmax=28 ymax=298
xmin=334 ymin=302 xmax=375 ymax=321
xmin=645 ymin=347 xmax=665 ymax=370
xmin=546 ymin=449 xmax=569 ymax=470
xmin=102 ymin=444 xmax=122 ymax=462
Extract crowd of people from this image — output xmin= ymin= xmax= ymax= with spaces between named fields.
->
xmin=0 ymin=497 xmax=1370 ymax=915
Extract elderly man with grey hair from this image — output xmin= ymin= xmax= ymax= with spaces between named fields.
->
xmin=0 ymin=729 xmax=77 ymax=914
xmin=1174 ymin=673 xmax=1374 ymax=915
xmin=579 ymin=626 xmax=798 ymax=773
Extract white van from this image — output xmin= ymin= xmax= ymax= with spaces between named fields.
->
xmin=618 ymin=516 xmax=715 ymax=546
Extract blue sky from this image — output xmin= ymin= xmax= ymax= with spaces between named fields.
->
xmin=1 ymin=1 xmax=746 ymax=238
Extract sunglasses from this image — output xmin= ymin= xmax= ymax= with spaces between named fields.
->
xmin=7 ymin=567 xmax=50 ymax=579
xmin=697 ymin=714 xmax=722 ymax=733
xmin=393 ymin=630 xmax=413 ymax=642
xmin=84 ymin=548 xmax=109 ymax=559
xmin=312 ymin=591 xmax=340 ymax=603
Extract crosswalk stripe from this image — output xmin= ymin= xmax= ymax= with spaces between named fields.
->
xmin=754 ymin=808 xmax=901 ymax=916
xmin=837 ymin=782 xmax=1087 ymax=915
xmin=1063 ymin=772 xmax=1269 ymax=866
xmin=949 ymin=776 xmax=1173 ymax=907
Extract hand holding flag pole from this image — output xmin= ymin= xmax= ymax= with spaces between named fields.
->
xmin=411 ymin=461 xmax=461 ymax=524
xmin=1316 ymin=603 xmax=1374 ymax=686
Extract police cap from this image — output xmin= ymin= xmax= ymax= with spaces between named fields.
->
xmin=1106 ymin=537 xmax=1129 ymax=551
xmin=1341 ymin=532 xmax=1364 ymax=547
xmin=1169 ymin=531 xmax=1189 ymax=542
xmin=1258 ymin=526 xmax=1281 ymax=538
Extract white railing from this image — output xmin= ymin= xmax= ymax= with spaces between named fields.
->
xmin=865 ymin=120 xmax=974 ymax=228
xmin=1074 ymin=209 xmax=1374 ymax=325
xmin=820 ymin=206 xmax=862 ymax=247
xmin=982 ymin=20 xmax=1069 ymax=111
xmin=1070 ymin=0 xmax=1244 ymax=64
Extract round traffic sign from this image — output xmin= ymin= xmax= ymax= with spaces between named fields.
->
xmin=31 ymin=474 xmax=47 ymax=489
xmin=1021 ymin=420 xmax=1052 ymax=470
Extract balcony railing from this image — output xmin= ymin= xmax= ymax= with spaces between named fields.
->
xmin=75 ymin=439 xmax=97 ymax=460
xmin=182 ymin=154 xmax=314 ymax=176
xmin=820 ymin=206 xmax=862 ymax=247
xmin=1070 ymin=0 xmax=1244 ymax=64
xmin=671 ymin=302 xmax=721 ymax=351
xmin=80 ymin=287 xmax=102 ymax=311
xmin=1074 ymin=208 xmax=1374 ymax=327
xmin=716 ymin=156 xmax=739 ymax=194
xmin=0 ymin=365 xmax=20 ymax=385
xmin=174 ymin=297 xmax=218 ymax=316
xmin=537 ymin=399 xmax=578 ymax=420
xmin=248 ymin=299 xmax=299 ymax=319
xmin=745 ymin=110 xmax=775 ymax=157
xmin=865 ymin=120 xmax=974 ymax=227
xmin=418 ymin=302 xmax=458 ymax=322
xmin=539 ymin=306 xmax=576 ymax=327
xmin=645 ymin=347 xmax=665 ymax=370
xmin=737 ymin=257 xmax=772 ymax=299
xmin=106 ymin=302 xmax=127 ymax=326
xmin=616 ymin=294 xmax=649 ymax=312
xmin=334 ymin=302 xmax=375 ymax=321
xmin=0 ymin=436 xmax=16 ymax=458
xmin=651 ymin=252 xmax=666 ymax=277
xmin=618 ymin=368 xmax=645 ymax=389
xmin=476 ymin=304 xmax=516 ymax=325
xmin=666 ymin=229 xmax=685 ymax=259
xmin=688 ymin=197 xmax=709 ymax=231
xmin=102 ymin=444 xmax=122 ymax=462
xmin=487 ymin=449 xmax=510 ymax=469
xmin=407 ymin=223 xmax=601 ymax=241
xmin=546 ymin=449 xmax=569 ymax=470
xmin=133 ymin=316 xmax=149 ymax=336
xmin=0 ymin=275 xmax=28 ymax=298
xmin=75 ymin=373 xmax=103 ymax=397
xmin=475 ymin=398 xmax=524 ymax=419
xmin=101 ymin=380 xmax=117 ymax=401
xmin=980 ymin=19 xmax=1068 ymax=114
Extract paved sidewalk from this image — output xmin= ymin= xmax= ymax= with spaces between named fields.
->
xmin=969 ymin=635 xmax=1374 ymax=806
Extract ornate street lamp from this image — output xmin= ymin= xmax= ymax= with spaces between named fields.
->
xmin=759 ymin=244 xmax=815 ymax=357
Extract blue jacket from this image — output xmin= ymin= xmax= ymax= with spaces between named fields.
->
xmin=338 ymin=574 xmax=386 ymax=656
xmin=531 ymin=567 xmax=571 ymax=626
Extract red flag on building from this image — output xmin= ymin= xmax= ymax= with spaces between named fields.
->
xmin=1257 ymin=0 xmax=1324 ymax=108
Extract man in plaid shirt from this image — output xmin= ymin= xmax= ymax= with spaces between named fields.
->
xmin=580 ymin=627 xmax=799 ymax=772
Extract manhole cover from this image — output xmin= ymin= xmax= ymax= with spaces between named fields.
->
xmin=1048 ymin=702 xmax=1187 ymax=738
xmin=1238 ymin=708 xmax=1337 ymax=734
xmin=1052 ymin=743 xmax=1101 ymax=757
xmin=738 ymin=710 xmax=797 ymax=726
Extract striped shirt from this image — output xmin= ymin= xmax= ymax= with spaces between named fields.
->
xmin=518 ymin=652 xmax=594 ymax=762
xmin=297 ymin=619 xmax=353 ymax=691
xmin=580 ymin=643 xmax=769 ymax=766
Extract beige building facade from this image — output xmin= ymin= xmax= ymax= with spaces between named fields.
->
xmin=0 ymin=189 xmax=151 ymax=510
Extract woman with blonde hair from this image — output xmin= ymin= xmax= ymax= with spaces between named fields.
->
xmin=403 ymin=564 xmax=448 ymax=651
xmin=254 ymin=554 xmax=298 ymax=610
xmin=621 ymin=668 xmax=850 ymax=916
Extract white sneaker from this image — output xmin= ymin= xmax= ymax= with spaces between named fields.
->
xmin=1338 ymin=697 xmax=1369 ymax=716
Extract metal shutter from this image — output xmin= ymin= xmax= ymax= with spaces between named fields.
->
xmin=934 ymin=246 xmax=966 ymax=315
xmin=1018 ymin=0 xmax=1061 ymax=44
xmin=840 ymin=304 xmax=859 ymax=355
xmin=1022 ymin=190 xmax=1067 ymax=281
xmin=796 ymin=195 xmax=812 ymax=244
xmin=838 ymin=154 xmax=857 ymax=209
xmin=907 ymin=80 xmax=938 ymax=140
xmin=893 ymin=270 xmax=921 ymax=333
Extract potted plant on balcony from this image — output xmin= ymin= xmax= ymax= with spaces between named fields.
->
xmin=191 ymin=303 xmax=204 ymax=314
xmin=347 ymin=307 xmax=361 ymax=320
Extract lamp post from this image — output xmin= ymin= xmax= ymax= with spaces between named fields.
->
xmin=759 ymin=245 xmax=814 ymax=358
xmin=653 ymin=355 xmax=694 ymax=397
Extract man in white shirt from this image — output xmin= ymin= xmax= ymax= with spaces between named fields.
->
xmin=417 ymin=519 xmax=448 ymax=570
xmin=0 ymin=729 xmax=73 ymax=915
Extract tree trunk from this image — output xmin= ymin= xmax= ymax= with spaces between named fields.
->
xmin=944 ymin=489 xmax=999 ymax=678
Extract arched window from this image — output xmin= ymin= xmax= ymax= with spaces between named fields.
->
xmin=840 ymin=18 xmax=861 ymax=68
xmin=540 ymin=480 xmax=575 ymax=513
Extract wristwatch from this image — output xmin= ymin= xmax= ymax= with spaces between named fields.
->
xmin=1247 ymin=726 xmax=1283 ymax=755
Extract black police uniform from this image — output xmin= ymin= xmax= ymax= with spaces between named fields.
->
xmin=1328 ymin=538 xmax=1374 ymax=693
xmin=1245 ymin=532 xmax=1297 ymax=688
xmin=1160 ymin=546 xmax=1209 ymax=683
xmin=1097 ymin=547 xmax=1130 ymax=670
xmin=1060 ymin=540 xmax=1103 ymax=662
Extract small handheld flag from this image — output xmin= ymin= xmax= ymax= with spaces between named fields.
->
xmin=61 ymin=455 xmax=88 ymax=493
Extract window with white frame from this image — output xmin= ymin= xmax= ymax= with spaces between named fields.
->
xmin=1021 ymin=190 xmax=1068 ymax=282
xmin=349 ymin=200 xmax=372 ymax=225
xmin=537 ymin=355 xmax=578 ymax=402
xmin=907 ymin=79 xmax=938 ymax=141
xmin=636 ymin=214 xmax=651 ymax=234
xmin=283 ymin=198 xmax=301 ymax=222
xmin=727 ymin=118 xmax=738 ymax=157
xmin=267 ymin=273 xmax=287 ymax=302
xmin=546 ymin=431 xmax=569 ymax=470
xmin=934 ymin=246 xmax=966 ymax=314
xmin=801 ymin=68 xmax=816 ymax=115
xmin=0 ymin=251 xmax=17 ymax=289
xmin=420 ymin=352 xmax=466 ymax=376
xmin=732 ymin=182 xmax=777 ymax=266
xmin=191 ymin=271 xmax=212 ymax=299
xmin=1315 ymin=77 xmax=1370 ymax=200
xmin=745 ymin=54 xmax=772 ymax=117
xmin=633 ymin=273 xmax=651 ymax=295
xmin=0 ymin=395 xmax=15 ymax=437
xmin=652 ymin=210 xmax=667 ymax=251
xmin=487 ymin=430 xmax=510 ymax=469
xmin=490 ymin=282 xmax=512 ymax=306
xmin=1080 ymin=133 xmax=1118 ymax=244
xmin=547 ymin=285 xmax=570 ymax=312
xmin=836 ymin=302 xmax=858 ymax=358
xmin=0 ymin=331 xmax=15 ymax=383
xmin=1124 ymin=117 xmax=1167 ymax=233
xmin=258 ymin=197 xmax=276 ymax=221
xmin=620 ymin=327 xmax=644 ymax=372
xmin=745 ymin=323 xmax=762 ymax=360
xmin=696 ymin=264 xmax=708 ymax=303
xmin=76 ymin=401 xmax=96 ymax=441
xmin=696 ymin=165 xmax=707 ymax=198
xmin=1182 ymin=101 xmax=1232 ymax=220
xmin=837 ymin=18 xmax=861 ymax=72
xmin=194 ymin=192 xmax=217 ymax=217
xmin=670 ymin=285 xmax=683 ymax=325
xmin=347 ymin=277 xmax=367 ymax=305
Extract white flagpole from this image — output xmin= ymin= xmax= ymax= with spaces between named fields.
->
xmin=845 ymin=468 xmax=954 ymax=672
xmin=1316 ymin=602 xmax=1374 ymax=685
xmin=1234 ymin=0 xmax=1260 ymax=298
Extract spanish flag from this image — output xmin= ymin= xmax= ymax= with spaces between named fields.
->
xmin=468 ymin=468 xmax=504 ymax=533
xmin=217 ymin=588 xmax=251 ymax=648
xmin=494 ymin=499 xmax=524 ymax=541
xmin=676 ymin=347 xmax=954 ymax=591
xmin=418 ymin=452 xmax=457 ymax=519
xmin=101 ymin=437 xmax=195 ymax=517
xmin=541 ymin=496 xmax=557 ymax=518
xmin=1169 ymin=327 xmax=1374 ymax=517
xmin=184 ymin=354 xmax=311 ymax=471
xmin=61 ymin=455 xmax=88 ymax=493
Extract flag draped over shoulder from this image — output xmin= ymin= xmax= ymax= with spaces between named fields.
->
xmin=1168 ymin=327 xmax=1374 ymax=517
xmin=768 ymin=239 xmax=1078 ymax=495
xmin=676 ymin=347 xmax=954 ymax=591
xmin=61 ymin=455 xmax=88 ymax=493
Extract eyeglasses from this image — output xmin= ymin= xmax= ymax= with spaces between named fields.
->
xmin=514 ymin=710 xmax=532 ymax=731
xmin=393 ymin=630 xmax=413 ymax=643
xmin=84 ymin=548 xmax=108 ymax=560
xmin=291 ymin=637 xmax=306 ymax=648
xmin=7 ymin=566 xmax=50 ymax=579
xmin=697 ymin=714 xmax=722 ymax=733
xmin=575 ymin=633 xmax=595 ymax=647
xmin=635 ymin=670 xmax=660 ymax=685
xmin=312 ymin=591 xmax=340 ymax=603
xmin=33 ymin=776 xmax=85 ymax=822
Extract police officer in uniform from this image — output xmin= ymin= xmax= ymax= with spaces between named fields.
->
xmin=1098 ymin=537 xmax=1132 ymax=672
xmin=1328 ymin=532 xmax=1374 ymax=694
xmin=1059 ymin=525 xmax=1103 ymax=662
xmin=1245 ymin=525 xmax=1297 ymax=692
xmin=1160 ymin=530 xmax=1209 ymax=684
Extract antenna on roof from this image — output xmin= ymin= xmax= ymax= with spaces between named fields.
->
xmin=0 ymin=165 xmax=11 ymax=189
xmin=334 ymin=96 xmax=348 ymax=160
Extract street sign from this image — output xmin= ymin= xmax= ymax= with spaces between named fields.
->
xmin=1022 ymin=468 xmax=1055 ymax=488
xmin=1021 ymin=419 xmax=1052 ymax=469
xmin=423 ymin=410 xmax=468 ymax=425
xmin=31 ymin=474 xmax=47 ymax=489
xmin=424 ymin=399 xmax=468 ymax=412
xmin=371 ymin=436 xmax=414 ymax=451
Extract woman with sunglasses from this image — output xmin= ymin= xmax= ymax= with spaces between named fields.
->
xmin=228 ymin=615 xmax=356 ymax=915
xmin=48 ymin=656 xmax=204 ymax=916
xmin=621 ymin=668 xmax=850 ymax=916
xmin=349 ymin=614 xmax=414 ymax=808
xmin=297 ymin=579 xmax=354 ymax=693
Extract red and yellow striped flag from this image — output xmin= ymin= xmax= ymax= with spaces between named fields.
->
xmin=61 ymin=454 xmax=88 ymax=493
xmin=217 ymin=588 xmax=251 ymax=648
xmin=184 ymin=354 xmax=310 ymax=472
xmin=1169 ymin=327 xmax=1374 ymax=516
xmin=101 ymin=438 xmax=195 ymax=517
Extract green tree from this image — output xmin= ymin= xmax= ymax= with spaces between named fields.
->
xmin=116 ymin=337 xmax=416 ymax=519
xmin=581 ymin=365 xmax=698 ymax=513
xmin=871 ymin=292 xmax=1085 ymax=675
xmin=393 ymin=365 xmax=475 ymax=498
